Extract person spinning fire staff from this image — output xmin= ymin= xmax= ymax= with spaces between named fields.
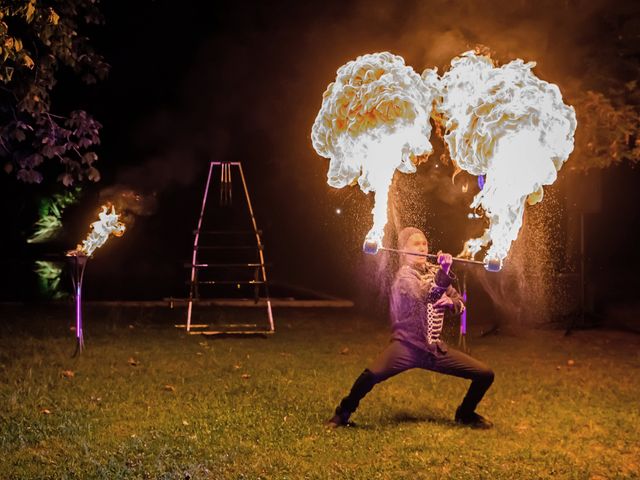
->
xmin=327 ymin=226 xmax=494 ymax=429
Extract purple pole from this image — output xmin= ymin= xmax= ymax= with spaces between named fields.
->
xmin=68 ymin=253 xmax=88 ymax=356
xmin=458 ymin=273 xmax=468 ymax=351
xmin=460 ymin=290 xmax=467 ymax=336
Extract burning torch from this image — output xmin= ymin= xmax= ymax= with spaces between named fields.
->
xmin=66 ymin=204 xmax=125 ymax=355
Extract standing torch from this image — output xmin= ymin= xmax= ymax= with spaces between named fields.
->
xmin=66 ymin=251 xmax=88 ymax=356
xmin=67 ymin=205 xmax=126 ymax=356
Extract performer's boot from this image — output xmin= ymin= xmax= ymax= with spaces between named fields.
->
xmin=455 ymin=406 xmax=493 ymax=429
xmin=454 ymin=370 xmax=495 ymax=429
xmin=326 ymin=369 xmax=378 ymax=428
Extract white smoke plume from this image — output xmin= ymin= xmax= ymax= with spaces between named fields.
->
xmin=430 ymin=51 xmax=577 ymax=267
xmin=311 ymin=52 xmax=439 ymax=245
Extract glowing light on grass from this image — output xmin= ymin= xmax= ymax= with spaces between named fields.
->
xmin=70 ymin=204 xmax=126 ymax=256
xmin=431 ymin=52 xmax=577 ymax=268
xmin=312 ymin=52 xmax=439 ymax=248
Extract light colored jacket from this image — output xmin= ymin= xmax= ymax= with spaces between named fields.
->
xmin=389 ymin=263 xmax=465 ymax=351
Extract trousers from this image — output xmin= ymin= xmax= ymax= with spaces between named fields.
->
xmin=336 ymin=339 xmax=494 ymax=417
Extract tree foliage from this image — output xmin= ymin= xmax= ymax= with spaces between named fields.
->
xmin=0 ymin=0 xmax=108 ymax=185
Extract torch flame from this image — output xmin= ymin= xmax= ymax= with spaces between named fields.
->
xmin=311 ymin=52 xmax=439 ymax=247
xmin=432 ymin=51 xmax=577 ymax=266
xmin=70 ymin=204 xmax=126 ymax=257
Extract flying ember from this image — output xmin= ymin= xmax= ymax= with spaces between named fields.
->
xmin=70 ymin=204 xmax=126 ymax=256
xmin=431 ymin=51 xmax=577 ymax=268
xmin=311 ymin=52 xmax=439 ymax=248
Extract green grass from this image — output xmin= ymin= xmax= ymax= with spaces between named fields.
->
xmin=1 ymin=305 xmax=639 ymax=479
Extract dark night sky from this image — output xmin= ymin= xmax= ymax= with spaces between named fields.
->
xmin=1 ymin=0 xmax=639 ymax=318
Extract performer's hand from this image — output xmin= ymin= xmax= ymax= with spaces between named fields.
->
xmin=433 ymin=294 xmax=454 ymax=311
xmin=437 ymin=251 xmax=453 ymax=274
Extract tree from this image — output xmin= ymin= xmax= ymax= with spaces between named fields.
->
xmin=0 ymin=0 xmax=109 ymax=185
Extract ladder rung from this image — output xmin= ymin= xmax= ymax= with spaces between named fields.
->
xmin=195 ymin=246 xmax=262 ymax=250
xmin=185 ymin=263 xmax=264 ymax=268
xmin=192 ymin=280 xmax=266 ymax=285
xmin=193 ymin=230 xmax=262 ymax=235
xmin=188 ymin=330 xmax=273 ymax=336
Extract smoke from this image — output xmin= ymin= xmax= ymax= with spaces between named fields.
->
xmin=102 ymin=0 xmax=637 ymax=308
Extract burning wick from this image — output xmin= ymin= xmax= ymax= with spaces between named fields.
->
xmin=362 ymin=239 xmax=501 ymax=272
xmin=67 ymin=204 xmax=126 ymax=257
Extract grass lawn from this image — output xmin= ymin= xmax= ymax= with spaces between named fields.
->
xmin=1 ymin=304 xmax=639 ymax=479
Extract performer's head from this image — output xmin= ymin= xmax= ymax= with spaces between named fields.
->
xmin=397 ymin=226 xmax=428 ymax=267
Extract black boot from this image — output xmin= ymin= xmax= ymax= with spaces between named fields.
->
xmin=325 ymin=369 xmax=378 ymax=428
xmin=325 ymin=408 xmax=354 ymax=428
xmin=455 ymin=406 xmax=493 ymax=429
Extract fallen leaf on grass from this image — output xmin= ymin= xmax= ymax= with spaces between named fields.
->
xmin=164 ymin=384 xmax=176 ymax=392
xmin=241 ymin=373 xmax=251 ymax=379
xmin=182 ymin=420 xmax=189 ymax=426
xmin=340 ymin=347 xmax=350 ymax=355
xmin=128 ymin=357 xmax=140 ymax=367
xmin=41 ymin=408 xmax=51 ymax=415
xmin=61 ymin=370 xmax=74 ymax=378
xmin=196 ymin=352 xmax=203 ymax=356
xmin=233 ymin=364 xmax=241 ymax=369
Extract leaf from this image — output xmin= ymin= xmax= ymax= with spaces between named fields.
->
xmin=41 ymin=408 xmax=51 ymax=415
xmin=163 ymin=384 xmax=176 ymax=392
xmin=61 ymin=370 xmax=74 ymax=378
xmin=82 ymin=151 xmax=98 ymax=164
xmin=22 ymin=54 xmax=34 ymax=69
xmin=26 ymin=1 xmax=36 ymax=23
xmin=87 ymin=167 xmax=100 ymax=182
xmin=127 ymin=357 xmax=139 ymax=366
xmin=48 ymin=8 xmax=59 ymax=25
xmin=58 ymin=173 xmax=73 ymax=187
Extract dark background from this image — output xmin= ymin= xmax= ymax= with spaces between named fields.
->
xmin=1 ymin=0 xmax=639 ymax=326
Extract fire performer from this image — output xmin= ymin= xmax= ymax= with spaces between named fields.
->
xmin=327 ymin=227 xmax=494 ymax=429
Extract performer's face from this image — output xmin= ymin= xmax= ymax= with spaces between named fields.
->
xmin=403 ymin=232 xmax=428 ymax=267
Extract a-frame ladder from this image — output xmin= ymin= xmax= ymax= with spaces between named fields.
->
xmin=181 ymin=161 xmax=274 ymax=335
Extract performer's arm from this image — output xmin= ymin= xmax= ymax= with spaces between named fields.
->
xmin=431 ymin=252 xmax=465 ymax=314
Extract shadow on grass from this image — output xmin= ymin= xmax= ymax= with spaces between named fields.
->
xmin=386 ymin=410 xmax=457 ymax=427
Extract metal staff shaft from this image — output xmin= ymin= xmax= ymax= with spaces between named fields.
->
xmin=362 ymin=240 xmax=502 ymax=272
xmin=376 ymin=246 xmax=487 ymax=267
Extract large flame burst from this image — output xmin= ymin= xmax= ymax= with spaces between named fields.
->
xmin=311 ymin=52 xmax=439 ymax=246
xmin=312 ymin=51 xmax=576 ymax=269
xmin=432 ymin=52 xmax=577 ymax=267
xmin=72 ymin=204 xmax=126 ymax=256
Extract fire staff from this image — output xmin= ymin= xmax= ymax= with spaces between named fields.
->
xmin=327 ymin=227 xmax=494 ymax=429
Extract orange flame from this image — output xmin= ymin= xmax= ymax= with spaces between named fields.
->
xmin=71 ymin=204 xmax=126 ymax=256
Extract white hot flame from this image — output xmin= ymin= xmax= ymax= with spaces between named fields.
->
xmin=312 ymin=52 xmax=439 ymax=247
xmin=76 ymin=205 xmax=126 ymax=256
xmin=431 ymin=51 xmax=577 ymax=266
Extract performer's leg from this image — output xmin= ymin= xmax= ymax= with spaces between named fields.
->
xmin=425 ymin=345 xmax=494 ymax=427
xmin=329 ymin=341 xmax=417 ymax=426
